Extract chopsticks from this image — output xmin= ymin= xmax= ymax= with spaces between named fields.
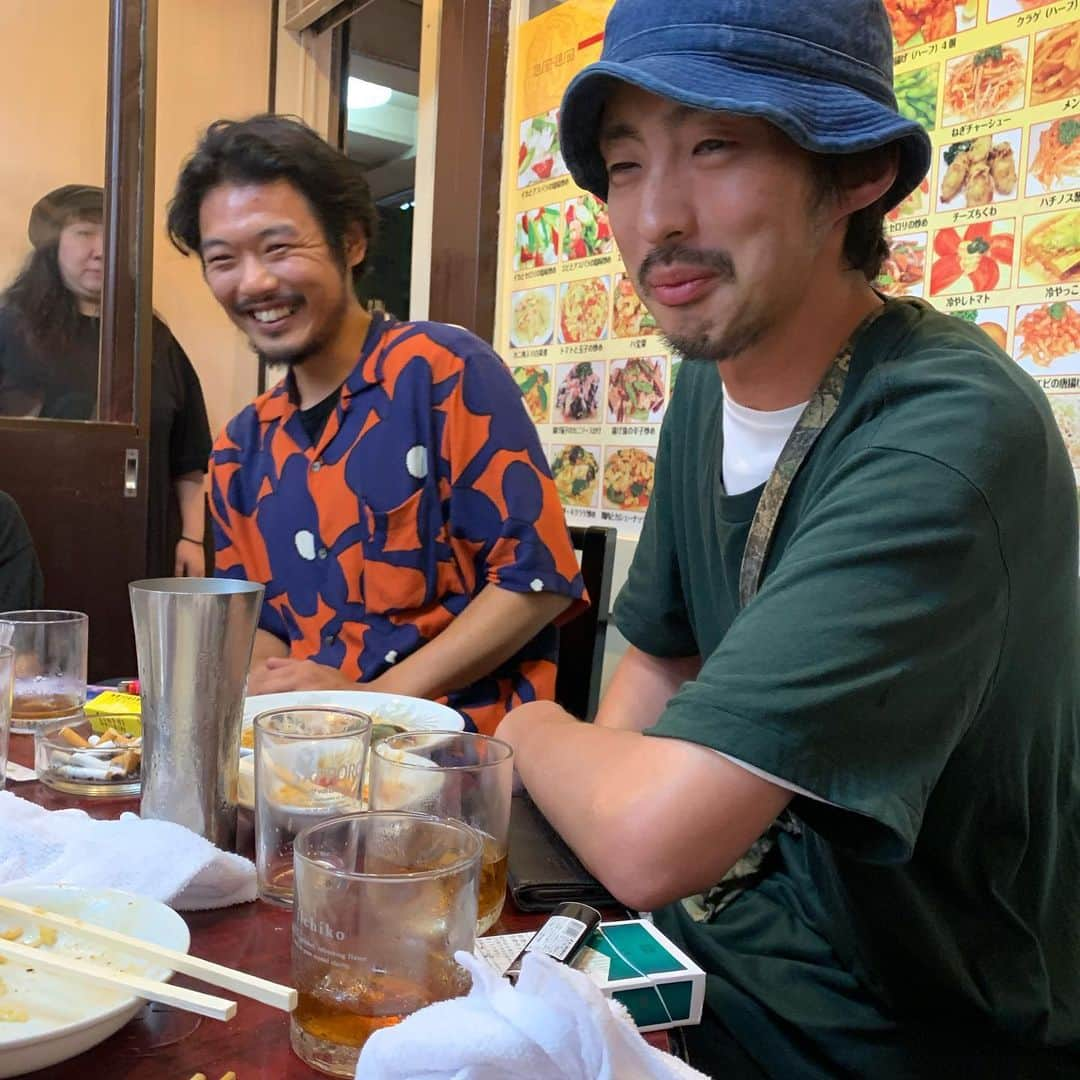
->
xmin=0 ymin=936 xmax=236 ymax=1021
xmin=0 ymin=896 xmax=297 ymax=1013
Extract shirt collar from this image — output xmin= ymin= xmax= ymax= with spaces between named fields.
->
xmin=254 ymin=311 xmax=390 ymax=424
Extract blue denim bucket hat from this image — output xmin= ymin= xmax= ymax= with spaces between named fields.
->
xmin=560 ymin=0 xmax=931 ymax=212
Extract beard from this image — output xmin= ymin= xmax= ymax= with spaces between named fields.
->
xmin=244 ymin=285 xmax=349 ymax=368
xmin=661 ymin=316 xmax=769 ymax=365
xmin=637 ymin=243 xmax=778 ymax=363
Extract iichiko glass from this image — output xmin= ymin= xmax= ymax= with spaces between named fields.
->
xmin=290 ymin=811 xmax=481 ymax=1076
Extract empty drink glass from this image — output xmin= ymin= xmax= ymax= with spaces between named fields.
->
xmin=0 ymin=645 xmax=13 ymax=790
xmin=254 ymin=706 xmax=372 ymax=906
xmin=0 ymin=611 xmax=87 ymax=734
xmin=369 ymin=731 xmax=513 ymax=934
xmin=291 ymin=811 xmax=481 ymax=1076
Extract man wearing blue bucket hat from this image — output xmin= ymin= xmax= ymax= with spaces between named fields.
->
xmin=498 ymin=1 xmax=1080 ymax=1076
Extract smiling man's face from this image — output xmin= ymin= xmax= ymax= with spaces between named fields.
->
xmin=599 ymin=84 xmax=835 ymax=363
xmin=198 ymin=178 xmax=365 ymax=367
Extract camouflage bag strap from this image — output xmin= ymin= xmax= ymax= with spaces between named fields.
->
xmin=683 ymin=303 xmax=894 ymax=925
xmin=737 ymin=302 xmax=892 ymax=609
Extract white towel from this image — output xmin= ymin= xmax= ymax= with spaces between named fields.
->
xmin=0 ymin=791 xmax=256 ymax=910
xmin=356 ymin=949 xmax=709 ymax=1080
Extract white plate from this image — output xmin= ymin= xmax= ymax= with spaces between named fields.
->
xmin=0 ymin=885 xmax=190 ymax=1078
xmin=237 ymin=691 xmax=464 ymax=810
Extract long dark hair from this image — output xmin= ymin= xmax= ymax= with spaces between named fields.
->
xmin=2 ymin=232 xmax=88 ymax=359
xmin=167 ymin=114 xmax=377 ymax=287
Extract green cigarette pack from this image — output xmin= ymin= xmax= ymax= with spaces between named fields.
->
xmin=476 ymin=917 xmax=705 ymax=1032
xmin=585 ymin=918 xmax=705 ymax=1032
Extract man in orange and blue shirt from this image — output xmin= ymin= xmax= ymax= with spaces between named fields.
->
xmin=167 ymin=115 xmax=584 ymax=734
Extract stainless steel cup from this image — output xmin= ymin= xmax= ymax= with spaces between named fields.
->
xmin=130 ymin=578 xmax=264 ymax=847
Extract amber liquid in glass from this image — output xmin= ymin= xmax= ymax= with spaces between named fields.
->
xmin=293 ymin=962 xmax=471 ymax=1049
xmin=477 ymin=835 xmax=508 ymax=934
xmin=11 ymin=693 xmax=81 ymax=721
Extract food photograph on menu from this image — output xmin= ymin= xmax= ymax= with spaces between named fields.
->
xmin=607 ymin=357 xmax=667 ymax=424
xmin=558 ymin=276 xmax=610 ymax=343
xmin=1020 ymin=209 xmax=1080 ymax=286
xmin=895 ymin=64 xmax=939 ymax=130
xmin=550 ymin=444 xmax=602 ymax=508
xmin=942 ymin=39 xmax=1028 ymax=125
xmin=517 ymin=108 xmax=567 ymax=189
xmin=883 ymin=0 xmax=978 ymax=46
xmin=888 ymin=176 xmax=932 ymax=224
xmin=611 ymin=274 xmax=658 ymax=338
xmin=936 ymin=131 xmax=1020 ymax=212
xmin=562 ymin=193 xmax=612 ymax=261
xmin=952 ymin=307 xmax=1010 ymax=350
xmin=513 ymin=204 xmax=561 ymax=270
xmin=603 ymin=447 xmax=656 ymax=513
xmin=931 ymin=221 xmax=1015 ymax=295
xmin=511 ymin=365 xmax=552 ymax=424
xmin=1031 ymin=23 xmax=1080 ymax=106
xmin=1026 ymin=117 xmax=1080 ymax=196
xmin=988 ymin=0 xmax=1056 ymax=21
xmin=509 ymin=285 xmax=556 ymax=348
xmin=1013 ymin=301 xmax=1080 ymax=373
xmin=877 ymin=232 xmax=928 ymax=297
xmin=555 ymin=361 xmax=604 ymax=423
xmin=1050 ymin=396 xmax=1080 ymax=469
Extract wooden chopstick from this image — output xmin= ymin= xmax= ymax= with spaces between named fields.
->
xmin=0 ymin=897 xmax=297 ymax=1012
xmin=0 ymin=936 xmax=236 ymax=1021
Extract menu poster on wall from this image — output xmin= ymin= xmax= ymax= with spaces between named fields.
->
xmin=496 ymin=1 xmax=1080 ymax=538
xmin=495 ymin=0 xmax=663 ymax=540
xmin=882 ymin=0 xmax=1080 ymax=492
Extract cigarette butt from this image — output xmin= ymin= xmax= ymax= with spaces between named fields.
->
xmin=101 ymin=727 xmax=122 ymax=743
xmin=219 ymin=1072 xmax=237 ymax=1080
xmin=111 ymin=749 xmax=140 ymax=775
xmin=189 ymin=1074 xmax=207 ymax=1080
xmin=58 ymin=726 xmax=89 ymax=748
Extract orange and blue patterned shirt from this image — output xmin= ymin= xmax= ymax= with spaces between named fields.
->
xmin=210 ymin=314 xmax=586 ymax=735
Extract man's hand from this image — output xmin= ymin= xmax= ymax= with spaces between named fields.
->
xmin=174 ymin=538 xmax=206 ymax=578
xmin=248 ymin=658 xmax=357 ymax=695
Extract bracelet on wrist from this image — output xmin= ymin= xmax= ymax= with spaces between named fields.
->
xmin=180 ymin=535 xmax=204 ymax=546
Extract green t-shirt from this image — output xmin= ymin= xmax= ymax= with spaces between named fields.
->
xmin=615 ymin=301 xmax=1080 ymax=1077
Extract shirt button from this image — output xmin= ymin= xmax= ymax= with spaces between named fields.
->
xmin=324 ymin=634 xmax=335 ymax=645
xmin=312 ymin=460 xmax=322 ymax=472
xmin=317 ymin=547 xmax=328 ymax=560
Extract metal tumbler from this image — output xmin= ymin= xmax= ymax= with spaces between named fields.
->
xmin=130 ymin=578 xmax=264 ymax=848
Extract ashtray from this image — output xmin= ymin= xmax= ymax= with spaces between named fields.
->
xmin=34 ymin=718 xmax=141 ymax=798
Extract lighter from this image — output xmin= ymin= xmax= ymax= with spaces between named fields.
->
xmin=504 ymin=901 xmax=602 ymax=984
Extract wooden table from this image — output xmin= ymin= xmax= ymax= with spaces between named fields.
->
xmin=6 ymin=733 xmax=668 ymax=1078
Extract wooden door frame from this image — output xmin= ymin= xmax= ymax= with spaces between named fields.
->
xmin=0 ymin=0 xmax=158 ymax=679
xmin=426 ymin=0 xmax=511 ymax=343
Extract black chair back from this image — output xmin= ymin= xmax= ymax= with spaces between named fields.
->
xmin=554 ymin=525 xmax=617 ymax=721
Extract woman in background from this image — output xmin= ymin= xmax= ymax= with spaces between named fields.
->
xmin=0 ymin=185 xmax=212 ymax=577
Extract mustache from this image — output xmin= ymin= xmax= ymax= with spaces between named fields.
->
xmin=637 ymin=245 xmax=736 ymax=294
xmin=234 ymin=291 xmax=304 ymax=316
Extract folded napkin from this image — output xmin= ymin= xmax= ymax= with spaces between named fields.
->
xmin=355 ymin=949 xmax=708 ymax=1080
xmin=0 ymin=791 xmax=256 ymax=910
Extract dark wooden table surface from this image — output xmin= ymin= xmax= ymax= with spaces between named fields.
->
xmin=6 ymin=732 xmax=667 ymax=1079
